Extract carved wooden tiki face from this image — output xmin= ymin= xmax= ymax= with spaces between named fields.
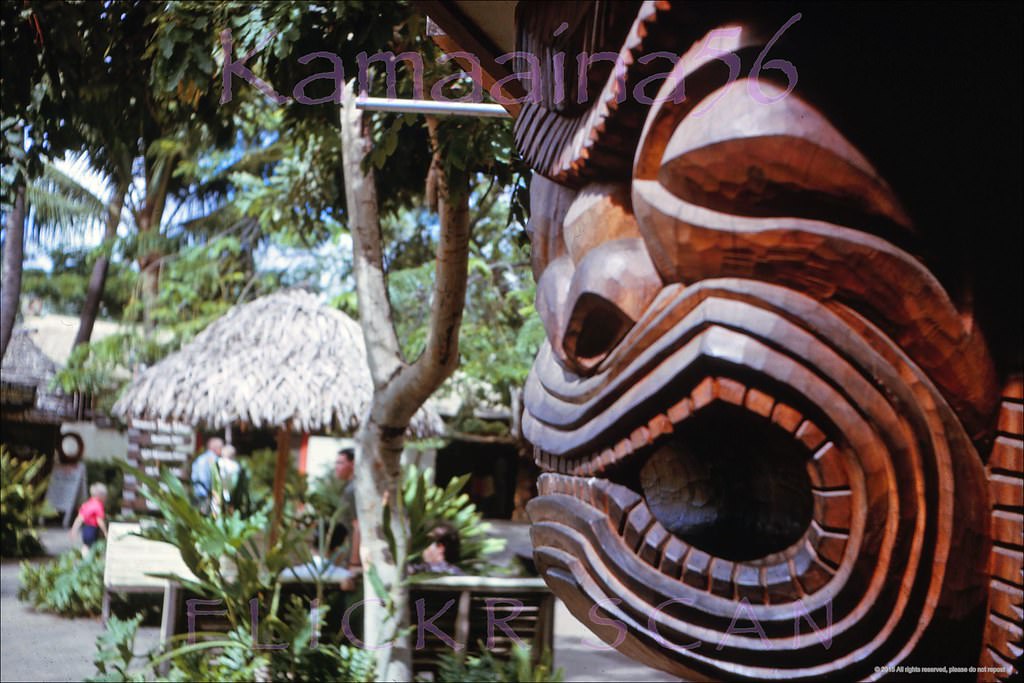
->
xmin=504 ymin=2 xmax=1022 ymax=680
xmin=422 ymin=0 xmax=1021 ymax=678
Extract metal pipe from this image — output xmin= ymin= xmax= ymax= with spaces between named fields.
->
xmin=353 ymin=96 xmax=511 ymax=118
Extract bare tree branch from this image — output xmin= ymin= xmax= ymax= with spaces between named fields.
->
xmin=338 ymin=82 xmax=474 ymax=682
xmin=340 ymin=80 xmax=403 ymax=385
xmin=388 ymin=115 xmax=470 ymax=416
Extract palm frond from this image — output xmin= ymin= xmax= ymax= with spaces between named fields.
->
xmin=25 ymin=160 xmax=108 ymax=244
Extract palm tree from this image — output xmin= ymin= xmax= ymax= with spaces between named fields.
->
xmin=0 ymin=184 xmax=27 ymax=361
xmin=25 ymin=157 xmax=125 ymax=347
xmin=2 ymin=155 xmax=113 ymax=360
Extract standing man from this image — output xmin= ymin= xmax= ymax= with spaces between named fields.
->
xmin=334 ymin=448 xmax=361 ymax=571
xmin=211 ymin=444 xmax=241 ymax=516
xmin=190 ymin=436 xmax=223 ymax=513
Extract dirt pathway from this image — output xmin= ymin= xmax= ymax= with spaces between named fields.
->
xmin=0 ymin=527 xmax=159 ymax=682
xmin=2 ymin=526 xmax=673 ymax=682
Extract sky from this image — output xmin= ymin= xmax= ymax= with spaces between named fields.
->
xmin=23 ymin=153 xmax=111 ymax=269
xmin=22 ymin=150 xmax=353 ymax=304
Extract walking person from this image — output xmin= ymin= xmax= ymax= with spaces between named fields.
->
xmin=69 ymin=483 xmax=108 ymax=556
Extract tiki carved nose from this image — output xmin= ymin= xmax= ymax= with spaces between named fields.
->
xmin=533 ymin=180 xmax=663 ymax=375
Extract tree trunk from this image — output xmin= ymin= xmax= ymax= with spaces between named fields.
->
xmin=74 ymin=180 xmax=128 ymax=348
xmin=0 ymin=184 xmax=27 ymax=361
xmin=340 ymin=81 xmax=471 ymax=682
xmin=136 ymin=156 xmax=173 ymax=336
xmin=140 ymin=259 xmax=161 ymax=334
xmin=354 ymin=420 xmax=411 ymax=680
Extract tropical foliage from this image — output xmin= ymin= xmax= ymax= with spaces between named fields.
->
xmin=22 ymin=244 xmax=135 ymax=319
xmin=434 ymin=642 xmax=563 ymax=683
xmin=88 ymin=614 xmax=148 ymax=683
xmin=18 ymin=541 xmax=106 ymax=617
xmin=86 ymin=460 xmax=376 ymax=682
xmin=0 ymin=447 xmax=55 ymax=557
xmin=400 ymin=465 xmax=505 ymax=572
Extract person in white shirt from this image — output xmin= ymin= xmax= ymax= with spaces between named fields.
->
xmin=211 ymin=444 xmax=240 ymax=514
xmin=191 ymin=437 xmax=224 ymax=513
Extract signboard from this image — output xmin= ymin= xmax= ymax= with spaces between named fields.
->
xmin=45 ymin=462 xmax=87 ymax=528
xmin=122 ymin=418 xmax=195 ymax=515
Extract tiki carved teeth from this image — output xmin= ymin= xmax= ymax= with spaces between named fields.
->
xmin=535 ymin=375 xmax=832 ymax=479
xmin=533 ymin=472 xmax=847 ymax=608
xmin=531 ymin=369 xmax=858 ymax=604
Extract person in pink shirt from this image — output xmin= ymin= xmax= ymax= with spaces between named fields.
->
xmin=69 ymin=483 xmax=108 ymax=555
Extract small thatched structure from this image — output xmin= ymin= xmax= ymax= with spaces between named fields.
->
xmin=114 ymin=289 xmax=443 ymax=436
xmin=1 ymin=328 xmax=72 ymax=422
xmin=1 ymin=328 xmax=75 ymax=460
xmin=114 ymin=289 xmax=444 ymax=541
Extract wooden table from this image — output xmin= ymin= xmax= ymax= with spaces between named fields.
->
xmin=410 ymin=575 xmax=554 ymax=676
xmin=102 ymin=522 xmax=198 ymax=647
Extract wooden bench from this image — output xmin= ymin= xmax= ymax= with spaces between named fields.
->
xmin=102 ymin=522 xmax=198 ymax=647
xmin=410 ymin=575 xmax=554 ymax=678
xmin=104 ymin=524 xmax=554 ymax=674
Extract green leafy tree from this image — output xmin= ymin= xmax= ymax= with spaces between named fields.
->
xmin=0 ymin=0 xmax=88 ymax=358
xmin=209 ymin=6 xmax=529 ymax=677
xmin=22 ymin=243 xmax=135 ymax=319
xmin=2 ymin=0 xmax=248 ymax=360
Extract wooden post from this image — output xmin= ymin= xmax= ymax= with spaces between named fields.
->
xmin=269 ymin=423 xmax=290 ymax=547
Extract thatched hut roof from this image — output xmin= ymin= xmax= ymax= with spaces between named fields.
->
xmin=2 ymin=328 xmax=59 ymax=388
xmin=1 ymin=328 xmax=72 ymax=420
xmin=113 ymin=290 xmax=443 ymax=436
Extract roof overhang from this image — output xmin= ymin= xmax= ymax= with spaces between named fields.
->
xmin=415 ymin=1 xmax=522 ymax=116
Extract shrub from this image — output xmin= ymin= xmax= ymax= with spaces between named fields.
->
xmin=89 ymin=615 xmax=376 ymax=683
xmin=1 ymin=446 xmax=56 ymax=557
xmin=434 ymin=642 xmax=563 ymax=682
xmin=19 ymin=541 xmax=106 ymax=616
xmin=401 ymin=465 xmax=506 ymax=572
xmin=88 ymin=461 xmax=375 ymax=682
xmin=88 ymin=614 xmax=146 ymax=683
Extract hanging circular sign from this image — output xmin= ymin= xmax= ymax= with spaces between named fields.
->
xmin=58 ymin=432 xmax=85 ymax=464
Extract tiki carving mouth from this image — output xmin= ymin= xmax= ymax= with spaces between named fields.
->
xmin=634 ymin=404 xmax=815 ymax=562
xmin=531 ymin=370 xmax=847 ymax=572
xmin=423 ymin=0 xmax=1019 ymax=677
xmin=502 ymin=3 xmax=1007 ymax=677
xmin=524 ymin=278 xmax=989 ymax=679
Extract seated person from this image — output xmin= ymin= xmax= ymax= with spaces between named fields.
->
xmin=408 ymin=522 xmax=464 ymax=576
xmin=281 ymin=517 xmax=355 ymax=585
